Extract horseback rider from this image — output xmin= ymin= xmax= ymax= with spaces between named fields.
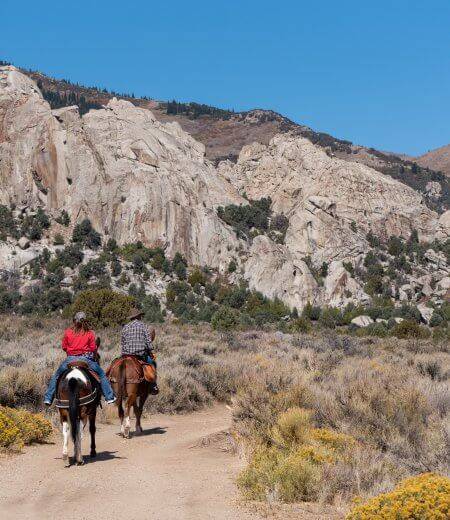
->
xmin=121 ymin=308 xmax=159 ymax=394
xmin=44 ymin=312 xmax=116 ymax=406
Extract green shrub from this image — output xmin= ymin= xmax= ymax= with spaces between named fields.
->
xmin=356 ymin=322 xmax=389 ymax=338
xmin=290 ymin=317 xmax=311 ymax=333
xmin=238 ymin=407 xmax=355 ymax=503
xmin=67 ymin=288 xmax=135 ymax=328
xmin=391 ymin=320 xmax=430 ymax=339
xmin=172 ymin=252 xmax=187 ymax=280
xmin=78 ymin=258 xmax=106 ymax=280
xmin=53 ymin=233 xmax=65 ymax=245
xmin=318 ymin=307 xmax=344 ymax=329
xmin=45 ymin=287 xmax=72 ymax=311
xmin=0 ymin=205 xmax=19 ymax=240
xmin=387 ymin=235 xmax=405 ymax=256
xmin=395 ymin=303 xmax=422 ymax=323
xmin=72 ymin=218 xmax=102 ymax=249
xmin=188 ymin=268 xmax=207 ymax=287
xmin=302 ymin=302 xmax=321 ymax=321
xmin=0 ymin=283 xmax=20 ymax=313
xmin=55 ymin=209 xmax=70 ymax=226
xmin=142 ymin=294 xmax=164 ymax=323
xmin=111 ymin=259 xmax=122 ymax=277
xmin=217 ymin=198 xmax=272 ymax=239
xmin=227 ymin=260 xmax=237 ymax=273
xmin=56 ymin=244 xmax=84 ymax=268
xmin=211 ymin=305 xmax=240 ymax=331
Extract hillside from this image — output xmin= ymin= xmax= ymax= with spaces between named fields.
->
xmin=5 ymin=61 xmax=448 ymax=213
xmin=416 ymin=143 xmax=450 ymax=177
xmin=0 ymin=63 xmax=449 ymax=319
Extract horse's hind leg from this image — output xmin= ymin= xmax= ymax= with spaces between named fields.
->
xmin=118 ymin=399 xmax=125 ymax=436
xmin=124 ymin=394 xmax=135 ymax=439
xmin=133 ymin=400 xmax=142 ymax=435
xmin=75 ymin=420 xmax=84 ymax=465
xmin=62 ymin=417 xmax=70 ymax=467
xmin=89 ymin=411 xmax=97 ymax=458
xmin=135 ymin=390 xmax=148 ymax=434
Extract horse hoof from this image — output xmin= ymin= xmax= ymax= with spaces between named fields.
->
xmin=76 ymin=459 xmax=85 ymax=466
xmin=63 ymin=454 xmax=70 ymax=467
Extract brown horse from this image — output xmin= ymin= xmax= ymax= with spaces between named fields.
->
xmin=56 ymin=355 xmax=101 ymax=466
xmin=107 ymin=329 xmax=156 ymax=438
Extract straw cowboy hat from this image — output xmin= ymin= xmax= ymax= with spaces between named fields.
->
xmin=127 ymin=308 xmax=144 ymax=320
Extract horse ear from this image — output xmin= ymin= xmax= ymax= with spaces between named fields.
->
xmin=96 ymin=337 xmax=101 ymax=347
xmin=150 ymin=328 xmax=156 ymax=341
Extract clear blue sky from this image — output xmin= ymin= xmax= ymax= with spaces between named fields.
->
xmin=2 ymin=0 xmax=449 ymax=155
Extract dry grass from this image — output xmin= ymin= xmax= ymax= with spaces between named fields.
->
xmin=0 ymin=315 xmax=448 ymax=507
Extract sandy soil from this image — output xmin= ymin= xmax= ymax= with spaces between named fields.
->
xmin=0 ymin=406 xmax=261 ymax=520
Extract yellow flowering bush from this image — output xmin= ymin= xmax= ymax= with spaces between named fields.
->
xmin=0 ymin=409 xmax=23 ymax=450
xmin=238 ymin=407 xmax=356 ymax=502
xmin=0 ymin=406 xmax=52 ymax=451
xmin=346 ymin=473 xmax=450 ymax=520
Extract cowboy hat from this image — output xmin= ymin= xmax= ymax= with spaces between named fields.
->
xmin=127 ymin=308 xmax=144 ymax=320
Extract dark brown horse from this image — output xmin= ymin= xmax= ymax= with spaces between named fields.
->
xmin=56 ymin=346 xmax=101 ymax=466
xmin=107 ymin=329 xmax=156 ymax=438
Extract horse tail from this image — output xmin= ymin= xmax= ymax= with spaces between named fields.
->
xmin=117 ymin=359 xmax=127 ymax=404
xmin=68 ymin=377 xmax=79 ymax=444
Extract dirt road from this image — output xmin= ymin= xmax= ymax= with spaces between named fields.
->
xmin=0 ymin=406 xmax=261 ymax=520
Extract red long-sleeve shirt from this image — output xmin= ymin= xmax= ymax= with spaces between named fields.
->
xmin=62 ymin=328 xmax=97 ymax=356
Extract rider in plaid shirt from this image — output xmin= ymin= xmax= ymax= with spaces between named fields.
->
xmin=121 ymin=316 xmax=153 ymax=357
xmin=121 ymin=308 xmax=158 ymax=393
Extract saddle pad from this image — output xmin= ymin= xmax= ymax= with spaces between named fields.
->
xmin=107 ymin=356 xmax=156 ymax=384
xmin=67 ymin=360 xmax=101 ymax=383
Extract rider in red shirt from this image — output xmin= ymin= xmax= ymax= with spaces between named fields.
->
xmin=44 ymin=312 xmax=116 ymax=405
xmin=62 ymin=327 xmax=97 ymax=356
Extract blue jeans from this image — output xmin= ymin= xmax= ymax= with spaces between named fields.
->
xmin=144 ymin=354 xmax=157 ymax=368
xmin=44 ymin=356 xmax=115 ymax=402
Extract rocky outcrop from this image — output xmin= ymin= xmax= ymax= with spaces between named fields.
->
xmin=244 ymin=235 xmax=320 ymax=309
xmin=0 ymin=66 xmax=449 ymax=311
xmin=219 ymin=135 xmax=442 ymax=266
xmin=0 ymin=66 xmax=244 ymax=270
xmin=351 ymin=315 xmax=374 ymax=327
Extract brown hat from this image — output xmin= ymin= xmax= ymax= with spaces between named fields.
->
xmin=128 ymin=308 xmax=144 ymax=320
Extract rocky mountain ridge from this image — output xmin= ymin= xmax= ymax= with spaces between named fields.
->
xmin=0 ymin=64 xmax=449 ymax=313
xmin=5 ymin=60 xmax=448 ymax=213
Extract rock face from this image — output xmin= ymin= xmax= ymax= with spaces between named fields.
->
xmin=219 ymin=135 xmax=441 ymax=265
xmin=0 ymin=65 xmax=449 ymax=311
xmin=0 ymin=66 xmax=243 ymax=270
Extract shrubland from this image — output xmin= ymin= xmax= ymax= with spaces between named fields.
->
xmin=1 ymin=207 xmax=449 ymax=516
xmin=0 ymin=314 xmax=448 ymax=511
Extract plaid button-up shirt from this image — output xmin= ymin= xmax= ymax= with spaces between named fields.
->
xmin=121 ymin=319 xmax=153 ymax=357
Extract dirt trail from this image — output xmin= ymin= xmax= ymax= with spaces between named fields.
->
xmin=0 ymin=406 xmax=262 ymax=520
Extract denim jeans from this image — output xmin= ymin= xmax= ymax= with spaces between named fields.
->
xmin=144 ymin=354 xmax=157 ymax=368
xmin=44 ymin=355 xmax=115 ymax=402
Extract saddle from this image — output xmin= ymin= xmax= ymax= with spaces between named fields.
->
xmin=67 ymin=360 xmax=101 ymax=383
xmin=55 ymin=363 xmax=99 ymax=409
xmin=107 ymin=355 xmax=156 ymax=384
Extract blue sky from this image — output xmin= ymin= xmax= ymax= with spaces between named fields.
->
xmin=2 ymin=0 xmax=449 ymax=155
